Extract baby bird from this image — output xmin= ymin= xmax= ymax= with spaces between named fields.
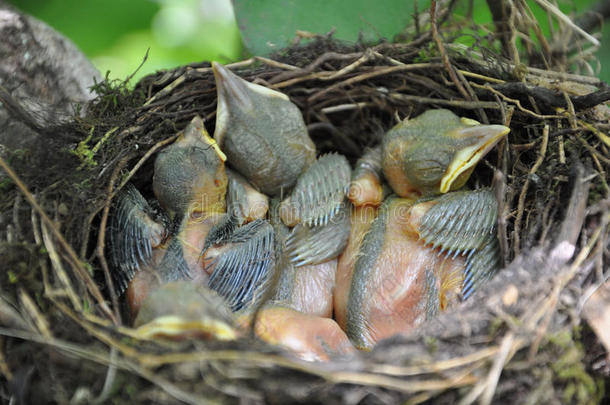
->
xmin=109 ymin=116 xmax=273 ymax=318
xmin=109 ymin=116 xmax=227 ymax=296
xmin=342 ymin=109 xmax=509 ymax=349
xmin=211 ymin=64 xmax=352 ymax=314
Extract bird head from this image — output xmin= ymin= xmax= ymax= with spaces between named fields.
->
xmin=153 ymin=115 xmax=228 ymax=219
xmin=133 ymin=281 xmax=237 ymax=340
xmin=211 ymin=62 xmax=316 ymax=196
xmin=382 ymin=109 xmax=509 ymax=197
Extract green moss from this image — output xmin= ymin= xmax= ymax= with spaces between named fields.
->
xmin=71 ymin=127 xmax=98 ymax=169
xmin=83 ymin=262 xmax=94 ymax=276
xmin=424 ymin=336 xmax=438 ymax=353
xmin=544 ymin=329 xmax=604 ymax=405
xmin=0 ymin=177 xmax=13 ymax=193
xmin=488 ymin=317 xmax=504 ymax=336
xmin=125 ymin=383 xmax=137 ymax=398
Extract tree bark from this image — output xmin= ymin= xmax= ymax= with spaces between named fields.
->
xmin=0 ymin=1 xmax=100 ymax=172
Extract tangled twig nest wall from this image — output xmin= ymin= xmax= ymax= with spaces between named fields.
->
xmin=1 ymin=2 xmax=609 ymax=404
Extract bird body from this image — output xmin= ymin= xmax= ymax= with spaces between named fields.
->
xmin=349 ymin=146 xmax=387 ymax=207
xmin=345 ymin=196 xmax=466 ymax=349
xmin=246 ymin=305 xmax=355 ymax=361
xmin=110 ymin=116 xmax=272 ymax=319
xmin=153 ymin=115 xmax=227 ymax=218
xmin=226 ymin=168 xmax=269 ymax=223
xmin=334 ymin=204 xmax=378 ymax=330
xmin=274 ymin=258 xmax=337 ymax=318
xmin=342 ymin=109 xmax=509 ymax=349
xmin=382 ymin=109 xmax=509 ymax=198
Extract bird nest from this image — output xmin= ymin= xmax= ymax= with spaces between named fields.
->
xmin=1 ymin=8 xmax=609 ymax=405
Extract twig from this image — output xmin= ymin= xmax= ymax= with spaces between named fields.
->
xmin=514 ymin=125 xmax=549 ymax=256
xmin=480 ymin=333 xmax=516 ymax=405
xmin=493 ymin=170 xmax=508 ymax=267
xmin=269 ymin=51 xmax=363 ymax=84
xmin=308 ymin=63 xmax=443 ymax=102
xmin=139 ymin=349 xmax=478 ymax=393
xmin=0 ymin=337 xmax=11 ymax=380
xmin=18 ymin=288 xmax=52 ymax=338
xmin=0 ymin=326 xmax=208 ymax=405
xmin=323 ymin=49 xmax=376 ymax=81
xmin=430 ymin=0 xmax=470 ymax=100
xmin=92 ymin=348 xmax=118 ymax=405
xmin=533 ymin=0 xmax=600 ymax=46
xmin=446 ymin=44 xmax=602 ymax=85
xmin=0 ymin=154 xmax=115 ymax=322
xmin=525 ymin=214 xmax=608 ymax=331
xmin=458 ymin=70 xmax=506 ymax=84
xmin=143 ymin=58 xmax=257 ymax=106
xmin=368 ymin=345 xmax=502 ymax=376
xmin=454 ymin=67 xmax=488 ymax=123
xmin=321 ymin=102 xmax=375 ymax=114
xmin=96 ymin=155 xmax=131 ymax=326
xmin=472 ymin=83 xmax=562 ymax=119
xmin=41 ymin=222 xmax=83 ymax=311
xmin=388 ymin=93 xmax=501 ymax=109
xmin=254 ymin=56 xmax=302 ymax=71
xmin=556 ymin=160 xmax=590 ymax=249
xmin=579 ymin=120 xmax=610 ymax=148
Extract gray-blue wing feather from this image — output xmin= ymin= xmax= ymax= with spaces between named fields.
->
xmin=108 ymin=184 xmax=167 ymax=294
xmin=207 ymin=219 xmax=275 ymax=311
xmin=285 ymin=202 xmax=351 ymax=267
xmin=290 ymin=153 xmax=351 ymax=227
xmin=417 ymin=188 xmax=500 ymax=298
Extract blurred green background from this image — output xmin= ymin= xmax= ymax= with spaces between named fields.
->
xmin=9 ymin=0 xmax=610 ymax=83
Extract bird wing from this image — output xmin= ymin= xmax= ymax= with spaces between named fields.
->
xmin=285 ymin=202 xmax=351 ymax=267
xmin=201 ymin=212 xmax=240 ymax=256
xmin=352 ymin=145 xmax=383 ymax=181
xmin=155 ymin=232 xmax=192 ymax=282
xmin=108 ymin=184 xmax=167 ymax=294
xmin=290 ymin=153 xmax=351 ymax=226
xmin=225 ymin=172 xmax=248 ymax=226
xmin=461 ymin=236 xmax=501 ymax=299
xmin=416 ymin=188 xmax=500 ymax=298
xmin=206 ymin=219 xmax=275 ymax=311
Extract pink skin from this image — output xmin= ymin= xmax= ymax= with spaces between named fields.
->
xmin=287 ymin=259 xmax=337 ymax=318
xmin=242 ymin=306 xmax=356 ymax=362
xmin=348 ymin=172 xmax=384 ymax=207
xmin=348 ymin=198 xmax=465 ymax=350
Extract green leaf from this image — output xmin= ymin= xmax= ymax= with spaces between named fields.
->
xmin=15 ymin=0 xmax=159 ymax=55
xmin=233 ymin=0 xmax=417 ymax=55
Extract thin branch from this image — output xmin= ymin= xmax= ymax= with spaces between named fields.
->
xmin=0 ymin=154 xmax=116 ymax=323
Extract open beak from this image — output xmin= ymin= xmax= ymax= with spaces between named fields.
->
xmin=440 ymin=124 xmax=510 ymax=193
